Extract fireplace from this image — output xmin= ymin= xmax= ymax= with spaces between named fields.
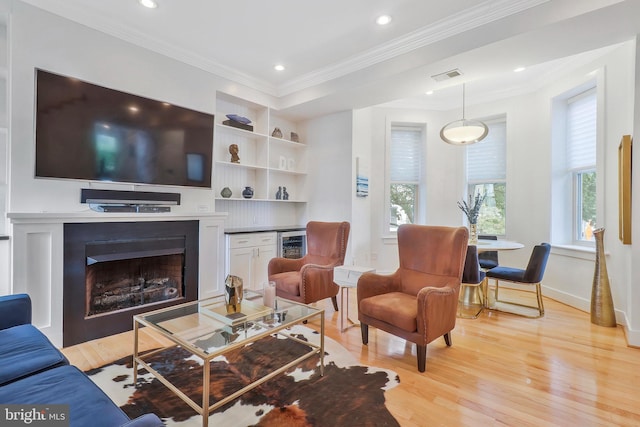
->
xmin=63 ymin=221 xmax=199 ymax=347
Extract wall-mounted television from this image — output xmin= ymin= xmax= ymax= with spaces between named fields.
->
xmin=35 ymin=69 xmax=214 ymax=188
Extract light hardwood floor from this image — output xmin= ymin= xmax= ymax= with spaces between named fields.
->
xmin=62 ymin=291 xmax=640 ymax=427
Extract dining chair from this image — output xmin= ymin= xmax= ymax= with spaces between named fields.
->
xmin=458 ymin=245 xmax=486 ymax=319
xmin=485 ymin=243 xmax=551 ymax=318
xmin=478 ymin=235 xmax=499 ymax=270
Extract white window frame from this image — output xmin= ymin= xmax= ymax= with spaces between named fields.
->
xmin=384 ymin=121 xmax=426 ymax=235
xmin=567 ymin=88 xmax=597 ymax=245
xmin=550 ymin=75 xmax=603 ymax=249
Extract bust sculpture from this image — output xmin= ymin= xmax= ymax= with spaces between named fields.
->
xmin=229 ymin=144 xmax=240 ymax=163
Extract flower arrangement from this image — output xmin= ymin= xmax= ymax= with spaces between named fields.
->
xmin=457 ymin=193 xmax=486 ymax=224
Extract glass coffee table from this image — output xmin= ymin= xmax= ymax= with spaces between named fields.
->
xmin=133 ymin=290 xmax=324 ymax=427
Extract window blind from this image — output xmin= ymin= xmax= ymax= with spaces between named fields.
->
xmin=467 ymin=120 xmax=506 ymax=182
xmin=390 ymin=126 xmax=421 ymax=182
xmin=567 ymin=89 xmax=596 ymax=170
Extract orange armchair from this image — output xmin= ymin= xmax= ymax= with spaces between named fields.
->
xmin=357 ymin=224 xmax=468 ymax=372
xmin=268 ymin=221 xmax=350 ymax=310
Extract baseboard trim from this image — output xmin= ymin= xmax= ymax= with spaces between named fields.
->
xmin=543 ymin=285 xmax=636 ymax=345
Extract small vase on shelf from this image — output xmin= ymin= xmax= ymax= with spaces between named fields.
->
xmin=242 ymin=186 xmax=254 ymax=199
xmin=220 ymin=187 xmax=232 ymax=198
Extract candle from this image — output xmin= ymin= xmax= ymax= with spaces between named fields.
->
xmin=263 ymin=281 xmax=276 ymax=309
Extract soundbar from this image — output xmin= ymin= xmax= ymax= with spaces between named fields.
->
xmin=81 ymin=189 xmax=181 ymax=206
xmin=92 ymin=205 xmax=172 ymax=213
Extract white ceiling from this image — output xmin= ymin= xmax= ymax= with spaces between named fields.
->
xmin=18 ymin=0 xmax=640 ymax=118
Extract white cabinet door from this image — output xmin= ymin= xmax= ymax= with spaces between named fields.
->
xmin=226 ymin=232 xmax=277 ymax=291
xmin=254 ymin=243 xmax=277 ymax=288
xmin=228 ymin=246 xmax=254 ymax=290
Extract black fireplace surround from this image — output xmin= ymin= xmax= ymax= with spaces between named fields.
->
xmin=63 ymin=220 xmax=199 ymax=347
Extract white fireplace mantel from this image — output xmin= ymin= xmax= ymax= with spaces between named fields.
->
xmin=8 ymin=211 xmax=227 ymax=347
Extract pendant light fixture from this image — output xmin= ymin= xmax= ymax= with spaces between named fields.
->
xmin=440 ymin=84 xmax=488 ymax=145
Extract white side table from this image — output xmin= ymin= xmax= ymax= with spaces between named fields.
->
xmin=334 ymin=265 xmax=375 ymax=332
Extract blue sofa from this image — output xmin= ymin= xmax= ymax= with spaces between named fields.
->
xmin=0 ymin=294 xmax=163 ymax=427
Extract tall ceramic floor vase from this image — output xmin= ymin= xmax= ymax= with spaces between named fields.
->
xmin=590 ymin=228 xmax=616 ymax=327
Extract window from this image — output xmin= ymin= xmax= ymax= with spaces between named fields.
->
xmin=466 ymin=119 xmax=506 ymax=235
xmin=387 ymin=125 xmax=424 ymax=233
xmin=567 ymin=89 xmax=597 ymax=242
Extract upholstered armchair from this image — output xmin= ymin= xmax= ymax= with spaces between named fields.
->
xmin=357 ymin=224 xmax=468 ymax=372
xmin=268 ymin=221 xmax=350 ymax=310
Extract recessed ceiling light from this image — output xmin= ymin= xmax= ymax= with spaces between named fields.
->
xmin=376 ymin=15 xmax=392 ymax=26
xmin=425 ymin=90 xmax=434 ymax=95
xmin=139 ymin=0 xmax=158 ymax=9
xmin=514 ymin=67 xmax=526 ymax=72
xmin=274 ymin=64 xmax=285 ymax=71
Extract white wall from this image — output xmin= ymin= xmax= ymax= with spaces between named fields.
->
xmin=354 ymin=41 xmax=639 ymax=344
xmin=629 ymin=36 xmax=640 ymax=345
xmin=303 ymin=111 xmax=352 ymax=222
xmin=350 ymin=108 xmax=373 ymax=266
xmin=301 ymin=110 xmax=354 ymax=259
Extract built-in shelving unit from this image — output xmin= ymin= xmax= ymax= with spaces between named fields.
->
xmin=214 ymin=92 xmax=307 ymax=204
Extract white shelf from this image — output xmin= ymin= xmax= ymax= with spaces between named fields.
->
xmin=215 ymin=123 xmax=268 ymax=140
xmin=215 ymin=197 xmax=306 ymax=203
xmin=269 ymin=136 xmax=306 ymax=148
xmin=268 ymin=168 xmax=306 ymax=176
xmin=215 ymin=160 xmax=269 ymax=172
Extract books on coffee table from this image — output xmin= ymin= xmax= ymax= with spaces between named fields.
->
xmin=200 ymin=299 xmax=272 ymax=326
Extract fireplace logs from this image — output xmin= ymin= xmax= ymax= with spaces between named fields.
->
xmin=86 ymin=254 xmax=184 ymax=317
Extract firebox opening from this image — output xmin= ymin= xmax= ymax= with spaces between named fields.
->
xmin=86 ymin=252 xmax=185 ymax=317
xmin=84 ymin=236 xmax=187 ymax=318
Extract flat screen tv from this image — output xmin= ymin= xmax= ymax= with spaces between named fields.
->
xmin=35 ymin=69 xmax=214 ymax=188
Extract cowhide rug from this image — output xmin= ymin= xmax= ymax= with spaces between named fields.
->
xmin=87 ymin=325 xmax=400 ymax=426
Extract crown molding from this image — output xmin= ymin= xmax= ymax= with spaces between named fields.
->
xmin=19 ymin=0 xmax=279 ymax=95
xmin=277 ymin=0 xmax=550 ymax=96
xmin=21 ymin=0 xmax=548 ymax=98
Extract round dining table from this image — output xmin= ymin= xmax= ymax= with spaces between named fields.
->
xmin=473 ymin=239 xmax=524 ymax=252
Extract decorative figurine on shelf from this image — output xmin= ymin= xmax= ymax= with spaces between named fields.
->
xmin=220 ymin=187 xmax=232 ymax=198
xmin=282 ymin=187 xmax=289 ymax=200
xmin=229 ymin=144 xmax=240 ymax=163
xmin=272 ymin=127 xmax=283 ymax=138
xmin=242 ymin=186 xmax=254 ymax=199
xmin=275 ymin=186 xmax=282 ymax=200
xmin=290 ymin=132 xmax=299 ymax=142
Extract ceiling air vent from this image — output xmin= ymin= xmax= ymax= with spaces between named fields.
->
xmin=431 ymin=69 xmax=463 ymax=82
